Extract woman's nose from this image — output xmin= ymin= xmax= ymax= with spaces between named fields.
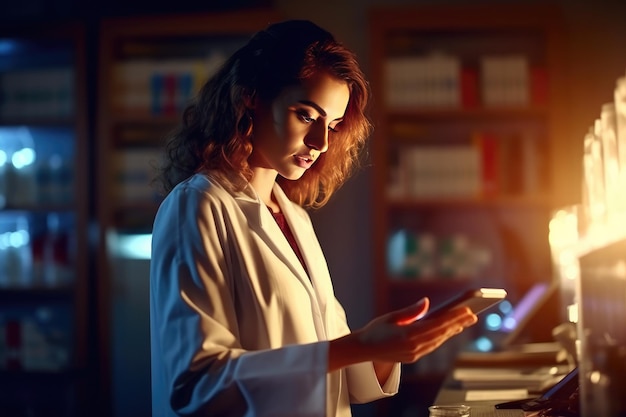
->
xmin=305 ymin=122 xmax=329 ymax=153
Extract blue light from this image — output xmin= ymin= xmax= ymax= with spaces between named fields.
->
xmin=498 ymin=300 xmax=513 ymax=314
xmin=0 ymin=127 xmax=37 ymax=169
xmin=474 ymin=336 xmax=494 ymax=352
xmin=108 ymin=232 xmax=152 ymax=260
xmin=12 ymin=147 xmax=36 ymax=169
xmin=503 ymin=316 xmax=518 ymax=331
xmin=9 ymin=229 xmax=29 ymax=248
xmin=387 ymin=229 xmax=407 ymax=273
xmin=0 ymin=232 xmax=8 ymax=249
xmin=485 ymin=313 xmax=503 ymax=331
xmin=0 ymin=40 xmax=19 ymax=55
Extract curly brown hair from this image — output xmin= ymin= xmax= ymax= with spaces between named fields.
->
xmin=156 ymin=20 xmax=372 ymax=209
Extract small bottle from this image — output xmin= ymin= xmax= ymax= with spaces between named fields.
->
xmin=43 ymin=213 xmax=70 ymax=286
xmin=8 ymin=147 xmax=38 ymax=207
xmin=0 ymin=215 xmax=33 ymax=287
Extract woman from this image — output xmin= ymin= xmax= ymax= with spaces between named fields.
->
xmin=150 ymin=19 xmax=477 ymax=417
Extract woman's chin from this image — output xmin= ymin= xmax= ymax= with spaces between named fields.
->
xmin=281 ymin=170 xmax=307 ymax=181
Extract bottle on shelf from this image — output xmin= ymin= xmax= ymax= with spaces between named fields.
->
xmin=0 ymin=214 xmax=33 ymax=287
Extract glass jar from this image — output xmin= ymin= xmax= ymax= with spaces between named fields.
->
xmin=428 ymin=404 xmax=471 ymax=417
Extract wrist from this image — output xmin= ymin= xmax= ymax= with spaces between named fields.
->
xmin=328 ymin=332 xmax=371 ymax=372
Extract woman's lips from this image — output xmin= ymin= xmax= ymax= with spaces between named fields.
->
xmin=294 ymin=154 xmax=314 ymax=169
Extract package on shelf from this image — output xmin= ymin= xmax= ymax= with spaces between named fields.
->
xmin=111 ymin=148 xmax=162 ymax=202
xmin=474 ymin=130 xmax=545 ymax=196
xmin=399 ymin=144 xmax=481 ymax=198
xmin=31 ymin=212 xmax=75 ymax=287
xmin=0 ymin=126 xmax=75 ymax=208
xmin=0 ymin=127 xmax=38 ymax=207
xmin=145 ymin=58 xmax=205 ymax=116
xmin=0 ymin=214 xmax=33 ymax=288
xmin=387 ymin=230 xmax=492 ymax=280
xmin=389 ymin=129 xmax=544 ymax=200
xmin=472 ymin=131 xmax=499 ymax=196
xmin=111 ymin=52 xmax=227 ymax=116
xmin=438 ymin=234 xmax=492 ymax=278
xmin=480 ymin=55 xmax=529 ymax=107
xmin=0 ymin=305 xmax=72 ymax=371
xmin=460 ymin=66 xmax=480 ymax=109
xmin=385 ymin=53 xmax=461 ymax=108
xmin=530 ymin=66 xmax=549 ymax=106
xmin=35 ymin=152 xmax=74 ymax=205
xmin=4 ymin=154 xmax=38 ymax=207
xmin=387 ymin=230 xmax=437 ymax=278
xmin=111 ymin=60 xmax=152 ymax=113
xmin=0 ymin=67 xmax=74 ymax=119
xmin=518 ymin=131 xmax=543 ymax=195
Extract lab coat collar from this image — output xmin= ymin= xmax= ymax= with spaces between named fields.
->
xmin=233 ymin=180 xmax=330 ymax=338
xmin=232 ymin=181 xmax=312 ymax=287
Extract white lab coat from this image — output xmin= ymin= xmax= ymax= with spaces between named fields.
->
xmin=150 ymin=173 xmax=400 ymax=417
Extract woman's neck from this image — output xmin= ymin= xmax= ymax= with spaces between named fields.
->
xmin=249 ymin=167 xmax=280 ymax=212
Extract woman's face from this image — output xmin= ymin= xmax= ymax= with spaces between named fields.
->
xmin=249 ymin=71 xmax=350 ymax=180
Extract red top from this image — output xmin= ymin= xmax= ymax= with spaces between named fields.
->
xmin=268 ymin=208 xmax=309 ymax=276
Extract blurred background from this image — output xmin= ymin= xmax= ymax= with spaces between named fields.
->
xmin=0 ymin=0 xmax=625 ymax=416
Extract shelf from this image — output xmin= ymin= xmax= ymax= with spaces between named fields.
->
xmin=108 ymin=112 xmax=180 ymax=126
xmin=386 ymin=106 xmax=549 ymax=120
xmin=0 ymin=21 xmax=91 ymax=417
xmin=387 ymin=195 xmax=552 ymax=209
xmin=0 ymin=118 xmax=76 ymax=127
xmin=0 ymin=204 xmax=77 ymax=213
xmin=0 ymin=286 xmax=75 ymax=303
xmin=0 ymin=368 xmax=85 ymax=381
xmin=368 ymin=6 xmax=566 ymax=388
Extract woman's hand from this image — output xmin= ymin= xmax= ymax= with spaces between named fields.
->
xmin=358 ymin=297 xmax=477 ymax=363
xmin=328 ymin=298 xmax=477 ymax=374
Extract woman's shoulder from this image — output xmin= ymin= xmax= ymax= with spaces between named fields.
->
xmin=171 ymin=172 xmax=235 ymax=200
xmin=157 ymin=173 xmax=239 ymax=215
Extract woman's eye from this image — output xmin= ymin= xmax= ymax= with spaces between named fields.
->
xmin=297 ymin=111 xmax=315 ymax=123
xmin=329 ymin=121 xmax=342 ymax=133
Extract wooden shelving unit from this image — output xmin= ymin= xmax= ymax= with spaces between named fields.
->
xmin=0 ymin=22 xmax=91 ymax=416
xmin=95 ymin=9 xmax=281 ymax=416
xmin=368 ymin=3 xmax=568 ymax=415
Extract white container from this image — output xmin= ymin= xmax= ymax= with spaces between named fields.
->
xmin=0 ymin=214 xmax=33 ymax=287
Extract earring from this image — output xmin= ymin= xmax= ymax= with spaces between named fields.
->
xmin=245 ymin=114 xmax=254 ymax=137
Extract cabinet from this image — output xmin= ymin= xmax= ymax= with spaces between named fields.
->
xmin=95 ymin=9 xmax=280 ymax=416
xmin=0 ymin=23 xmax=91 ymax=416
xmin=368 ymin=3 xmax=567 ymax=412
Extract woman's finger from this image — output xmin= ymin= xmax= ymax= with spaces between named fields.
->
xmin=392 ymin=297 xmax=430 ymax=325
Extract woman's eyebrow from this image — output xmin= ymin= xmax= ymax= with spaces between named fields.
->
xmin=298 ymin=100 xmax=327 ymax=117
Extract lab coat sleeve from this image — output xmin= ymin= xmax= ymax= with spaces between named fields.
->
xmin=331 ymin=298 xmax=402 ymax=403
xmin=150 ymin=182 xmax=328 ymax=417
